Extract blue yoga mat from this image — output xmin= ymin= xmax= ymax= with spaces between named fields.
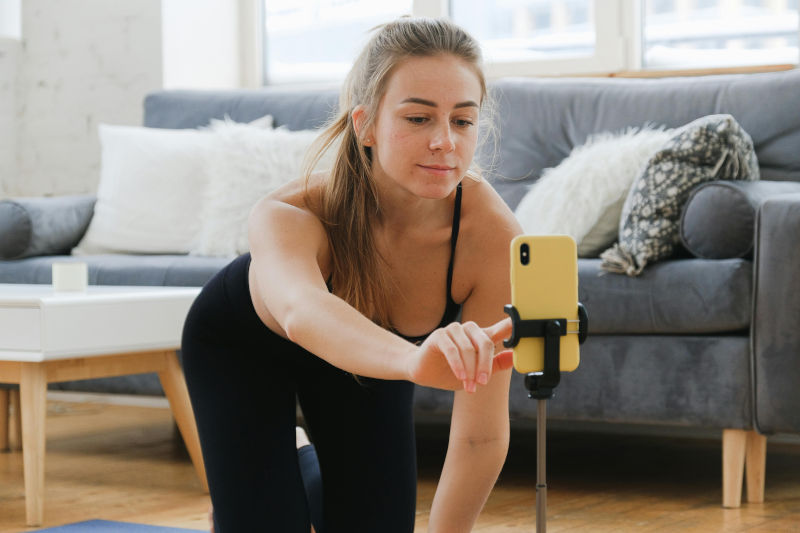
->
xmin=31 ymin=520 xmax=203 ymax=532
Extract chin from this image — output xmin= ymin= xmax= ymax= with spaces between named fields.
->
xmin=413 ymin=183 xmax=458 ymax=200
xmin=411 ymin=176 xmax=463 ymax=199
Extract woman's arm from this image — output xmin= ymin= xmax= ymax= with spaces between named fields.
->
xmin=427 ymin=188 xmax=521 ymax=532
xmin=248 ymin=197 xmax=510 ymax=390
xmin=427 ymin=317 xmax=513 ymax=532
xmin=249 ymin=198 xmax=412 ymax=380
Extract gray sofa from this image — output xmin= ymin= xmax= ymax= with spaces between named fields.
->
xmin=3 ymin=68 xmax=800 ymax=507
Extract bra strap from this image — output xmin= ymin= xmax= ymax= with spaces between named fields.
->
xmin=445 ymin=182 xmax=463 ymax=303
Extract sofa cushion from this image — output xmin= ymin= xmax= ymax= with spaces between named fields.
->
xmin=579 ymin=257 xmax=751 ymax=334
xmin=680 ymin=180 xmax=800 ymax=259
xmin=538 ymin=335 xmax=752 ymax=428
xmin=0 ymin=254 xmax=231 ymax=286
xmin=74 ymin=125 xmax=215 ymax=255
xmin=144 ymin=88 xmax=339 ymax=131
xmin=417 ymin=335 xmax=752 ymax=428
xmin=514 ymin=126 xmax=672 ymax=258
xmin=0 ymin=195 xmax=96 ymax=260
xmin=192 ymin=119 xmax=335 ymax=257
xmin=600 ymin=114 xmax=759 ymax=276
xmin=484 ymin=69 xmax=800 ymax=210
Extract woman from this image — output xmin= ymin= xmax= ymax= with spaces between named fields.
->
xmin=182 ymin=17 xmax=522 ymax=533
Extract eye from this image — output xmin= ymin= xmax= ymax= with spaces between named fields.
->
xmin=406 ymin=116 xmax=428 ymax=125
xmin=453 ymin=118 xmax=475 ymax=128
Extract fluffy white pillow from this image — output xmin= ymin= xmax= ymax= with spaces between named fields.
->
xmin=191 ymin=120 xmax=336 ymax=257
xmin=74 ymin=124 xmax=214 ymax=254
xmin=514 ymin=127 xmax=673 ymax=257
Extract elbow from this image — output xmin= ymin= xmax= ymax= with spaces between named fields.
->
xmin=487 ymin=435 xmax=511 ymax=464
xmin=281 ymin=303 xmax=307 ymax=345
xmin=465 ymin=418 xmax=510 ymax=450
xmin=465 ymin=433 xmax=509 ymax=451
xmin=456 ymin=430 xmax=510 ymax=464
xmin=487 ymin=435 xmax=511 ymax=468
xmin=279 ymin=287 xmax=330 ymax=346
xmin=469 ymin=436 xmax=509 ymax=474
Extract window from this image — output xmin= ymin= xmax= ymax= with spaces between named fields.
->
xmin=259 ymin=0 xmax=800 ymax=84
xmin=643 ymin=0 xmax=800 ymax=69
xmin=451 ymin=0 xmax=595 ymax=63
xmin=650 ymin=0 xmax=675 ymax=14
xmin=0 ymin=0 xmax=21 ymax=39
xmin=450 ymin=0 xmax=623 ymax=77
xmin=263 ymin=0 xmax=412 ymax=84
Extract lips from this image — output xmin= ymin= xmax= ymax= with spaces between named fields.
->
xmin=419 ymin=164 xmax=456 ymax=172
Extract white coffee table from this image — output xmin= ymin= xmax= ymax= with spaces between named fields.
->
xmin=0 ymin=284 xmax=208 ymax=526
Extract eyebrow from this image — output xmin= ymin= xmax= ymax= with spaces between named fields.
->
xmin=400 ymin=97 xmax=479 ymax=109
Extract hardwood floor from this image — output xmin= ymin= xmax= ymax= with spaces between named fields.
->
xmin=1 ymin=399 xmax=799 ymax=532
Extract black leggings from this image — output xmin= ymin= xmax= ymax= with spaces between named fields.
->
xmin=181 ymin=253 xmax=417 ymax=533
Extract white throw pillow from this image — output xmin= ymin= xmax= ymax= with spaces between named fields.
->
xmin=74 ymin=124 xmax=215 ymax=255
xmin=190 ymin=119 xmax=336 ymax=257
xmin=514 ymin=127 xmax=673 ymax=257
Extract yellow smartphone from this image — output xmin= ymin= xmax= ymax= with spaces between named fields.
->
xmin=509 ymin=235 xmax=580 ymax=374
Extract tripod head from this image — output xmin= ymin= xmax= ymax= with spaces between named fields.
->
xmin=503 ymin=303 xmax=588 ymax=399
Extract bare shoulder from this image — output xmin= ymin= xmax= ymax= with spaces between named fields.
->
xmin=258 ymin=171 xmax=327 ymax=212
xmin=459 ymin=177 xmax=522 ymax=251
xmin=248 ymin=172 xmax=330 ymax=254
xmin=452 ymin=178 xmax=522 ymax=304
xmin=450 ymin=178 xmax=521 ymax=326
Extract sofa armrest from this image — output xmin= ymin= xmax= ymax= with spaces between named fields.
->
xmin=0 ymin=195 xmax=96 ymax=260
xmin=681 ymin=180 xmax=800 ymax=259
xmin=752 ymin=192 xmax=800 ymax=434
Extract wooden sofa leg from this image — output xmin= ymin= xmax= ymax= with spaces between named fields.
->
xmin=745 ymin=431 xmax=767 ymax=503
xmin=722 ymin=429 xmax=746 ymax=508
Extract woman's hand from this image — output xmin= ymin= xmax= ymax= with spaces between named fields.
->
xmin=406 ymin=317 xmax=513 ymax=392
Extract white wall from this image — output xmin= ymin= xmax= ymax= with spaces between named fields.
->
xmin=162 ymin=0 xmax=240 ymax=89
xmin=10 ymin=0 xmax=163 ymax=197
xmin=2 ymin=0 xmax=249 ymax=197
xmin=0 ymin=37 xmax=19 ymax=197
xmin=0 ymin=0 xmax=21 ymax=196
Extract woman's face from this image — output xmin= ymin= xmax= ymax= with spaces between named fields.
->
xmin=362 ymin=54 xmax=483 ymax=200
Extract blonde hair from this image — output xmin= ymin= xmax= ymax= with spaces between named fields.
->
xmin=305 ymin=17 xmax=489 ymax=328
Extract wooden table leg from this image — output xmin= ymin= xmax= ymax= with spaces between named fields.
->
xmin=0 ymin=388 xmax=9 ymax=451
xmin=158 ymin=351 xmax=209 ymax=492
xmin=20 ymin=363 xmax=48 ymax=526
xmin=11 ymin=388 xmax=22 ymax=451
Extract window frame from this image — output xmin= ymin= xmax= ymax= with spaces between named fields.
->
xmin=253 ymin=0 xmax=799 ymax=86
xmin=448 ymin=0 xmax=639 ymax=78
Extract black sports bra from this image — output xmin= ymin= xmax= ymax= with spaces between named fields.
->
xmin=396 ymin=182 xmax=463 ymax=345
xmin=326 ymin=183 xmax=464 ymax=345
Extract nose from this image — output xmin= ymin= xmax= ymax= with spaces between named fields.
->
xmin=429 ymin=124 xmax=455 ymax=152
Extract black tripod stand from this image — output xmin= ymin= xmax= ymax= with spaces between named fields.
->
xmin=503 ymin=303 xmax=588 ymax=533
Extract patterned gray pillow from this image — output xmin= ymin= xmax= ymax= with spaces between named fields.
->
xmin=600 ymin=114 xmax=759 ymax=276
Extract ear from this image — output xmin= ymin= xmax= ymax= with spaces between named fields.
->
xmin=351 ymin=105 xmax=374 ymax=146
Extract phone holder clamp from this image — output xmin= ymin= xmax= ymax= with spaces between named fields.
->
xmin=503 ymin=303 xmax=588 ymax=400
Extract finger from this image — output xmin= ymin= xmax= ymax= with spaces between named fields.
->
xmin=435 ymin=331 xmax=467 ymax=382
xmin=483 ymin=317 xmax=513 ymax=346
xmin=446 ymin=323 xmax=477 ymax=392
xmin=492 ymin=350 xmax=514 ymax=373
xmin=463 ymin=321 xmax=494 ymax=388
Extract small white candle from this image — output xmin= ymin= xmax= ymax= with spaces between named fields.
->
xmin=52 ymin=261 xmax=88 ymax=292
